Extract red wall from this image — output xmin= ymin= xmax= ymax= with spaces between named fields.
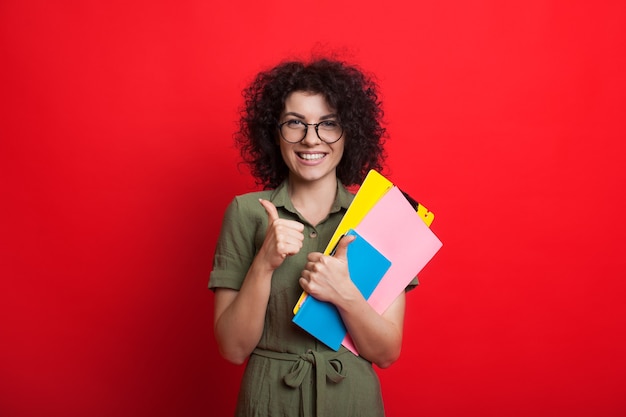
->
xmin=2 ymin=1 xmax=625 ymax=416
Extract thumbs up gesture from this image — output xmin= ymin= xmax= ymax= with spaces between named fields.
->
xmin=299 ymin=234 xmax=357 ymax=304
xmin=258 ymin=199 xmax=305 ymax=270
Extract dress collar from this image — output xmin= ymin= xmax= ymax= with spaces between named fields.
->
xmin=269 ymin=180 xmax=353 ymax=217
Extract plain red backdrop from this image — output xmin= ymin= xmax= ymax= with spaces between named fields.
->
xmin=1 ymin=1 xmax=625 ymax=416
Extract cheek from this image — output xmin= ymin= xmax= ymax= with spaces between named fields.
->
xmin=333 ymin=143 xmax=346 ymax=160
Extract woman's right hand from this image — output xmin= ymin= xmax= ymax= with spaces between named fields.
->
xmin=258 ymin=199 xmax=304 ymax=270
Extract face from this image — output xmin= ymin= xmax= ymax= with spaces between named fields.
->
xmin=278 ymin=91 xmax=345 ymax=188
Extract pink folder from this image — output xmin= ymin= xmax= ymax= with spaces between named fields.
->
xmin=343 ymin=186 xmax=443 ymax=353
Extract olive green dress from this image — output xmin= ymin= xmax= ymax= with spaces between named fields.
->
xmin=209 ymin=181 xmax=389 ymax=417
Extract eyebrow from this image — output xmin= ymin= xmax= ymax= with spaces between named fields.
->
xmin=282 ymin=111 xmax=338 ymax=120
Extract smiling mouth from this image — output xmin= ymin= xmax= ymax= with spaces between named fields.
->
xmin=297 ymin=152 xmax=326 ymax=160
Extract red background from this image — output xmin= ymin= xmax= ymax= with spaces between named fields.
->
xmin=2 ymin=1 xmax=625 ymax=416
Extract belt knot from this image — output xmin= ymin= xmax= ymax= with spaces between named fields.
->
xmin=252 ymin=348 xmax=349 ymax=417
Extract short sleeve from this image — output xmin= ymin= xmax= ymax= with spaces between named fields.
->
xmin=208 ymin=196 xmax=260 ymax=291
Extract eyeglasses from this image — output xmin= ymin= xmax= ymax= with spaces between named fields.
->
xmin=278 ymin=119 xmax=344 ymax=144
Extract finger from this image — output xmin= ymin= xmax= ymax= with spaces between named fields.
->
xmin=259 ymin=198 xmax=279 ymax=223
xmin=275 ymin=221 xmax=305 ymax=237
xmin=299 ymin=276 xmax=309 ymax=292
xmin=300 ymin=269 xmax=310 ymax=281
xmin=307 ymin=252 xmax=324 ymax=262
xmin=299 ymin=275 xmax=317 ymax=293
xmin=260 ymin=199 xmax=305 ymax=233
xmin=277 ymin=241 xmax=301 ymax=258
xmin=332 ymin=234 xmax=356 ymax=260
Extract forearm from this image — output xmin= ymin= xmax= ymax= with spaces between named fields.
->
xmin=335 ymin=292 xmax=405 ymax=368
xmin=214 ymin=258 xmax=274 ymax=364
xmin=214 ymin=199 xmax=306 ymax=364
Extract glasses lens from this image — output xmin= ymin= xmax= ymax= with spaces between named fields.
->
xmin=280 ymin=120 xmax=306 ymax=143
xmin=317 ymin=121 xmax=343 ymax=143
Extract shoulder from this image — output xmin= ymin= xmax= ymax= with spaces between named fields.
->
xmin=231 ymin=189 xmax=274 ymax=206
xmin=228 ymin=181 xmax=290 ymax=214
xmin=221 ymin=189 xmax=275 ymax=224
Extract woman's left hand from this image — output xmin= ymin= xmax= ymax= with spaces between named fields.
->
xmin=299 ymin=234 xmax=359 ymax=305
xmin=300 ymin=234 xmax=406 ymax=368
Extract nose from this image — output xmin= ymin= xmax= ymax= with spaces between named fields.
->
xmin=301 ymin=125 xmax=322 ymax=146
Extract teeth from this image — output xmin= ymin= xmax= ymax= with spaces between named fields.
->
xmin=299 ymin=153 xmax=325 ymax=160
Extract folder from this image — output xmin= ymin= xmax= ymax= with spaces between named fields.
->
xmin=341 ymin=186 xmax=443 ymax=353
xmin=292 ymin=229 xmax=392 ymax=351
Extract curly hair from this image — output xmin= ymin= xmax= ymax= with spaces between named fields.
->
xmin=235 ymin=58 xmax=387 ymax=189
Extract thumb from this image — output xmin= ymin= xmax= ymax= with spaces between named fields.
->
xmin=259 ymin=198 xmax=279 ymax=223
xmin=332 ymin=234 xmax=356 ymax=260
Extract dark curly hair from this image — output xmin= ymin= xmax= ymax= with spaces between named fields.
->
xmin=235 ymin=58 xmax=387 ymax=189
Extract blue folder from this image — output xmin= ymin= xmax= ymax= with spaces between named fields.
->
xmin=292 ymin=229 xmax=392 ymax=351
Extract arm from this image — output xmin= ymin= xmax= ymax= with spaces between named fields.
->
xmin=213 ymin=199 xmax=304 ymax=365
xmin=299 ymin=236 xmax=405 ymax=368
xmin=336 ymin=290 xmax=405 ymax=369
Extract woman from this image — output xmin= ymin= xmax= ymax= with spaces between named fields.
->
xmin=209 ymin=58 xmax=410 ymax=417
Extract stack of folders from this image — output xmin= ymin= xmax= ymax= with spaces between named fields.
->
xmin=292 ymin=170 xmax=443 ymax=353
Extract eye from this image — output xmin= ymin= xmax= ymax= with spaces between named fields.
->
xmin=319 ymin=120 xmax=340 ymax=130
xmin=284 ymin=119 xmax=305 ymax=128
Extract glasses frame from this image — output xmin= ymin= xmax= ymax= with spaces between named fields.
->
xmin=277 ymin=120 xmax=344 ymax=144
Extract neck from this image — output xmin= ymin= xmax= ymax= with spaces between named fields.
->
xmin=287 ymin=175 xmax=338 ymax=226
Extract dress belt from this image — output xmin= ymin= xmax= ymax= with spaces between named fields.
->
xmin=252 ymin=347 xmax=349 ymax=417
